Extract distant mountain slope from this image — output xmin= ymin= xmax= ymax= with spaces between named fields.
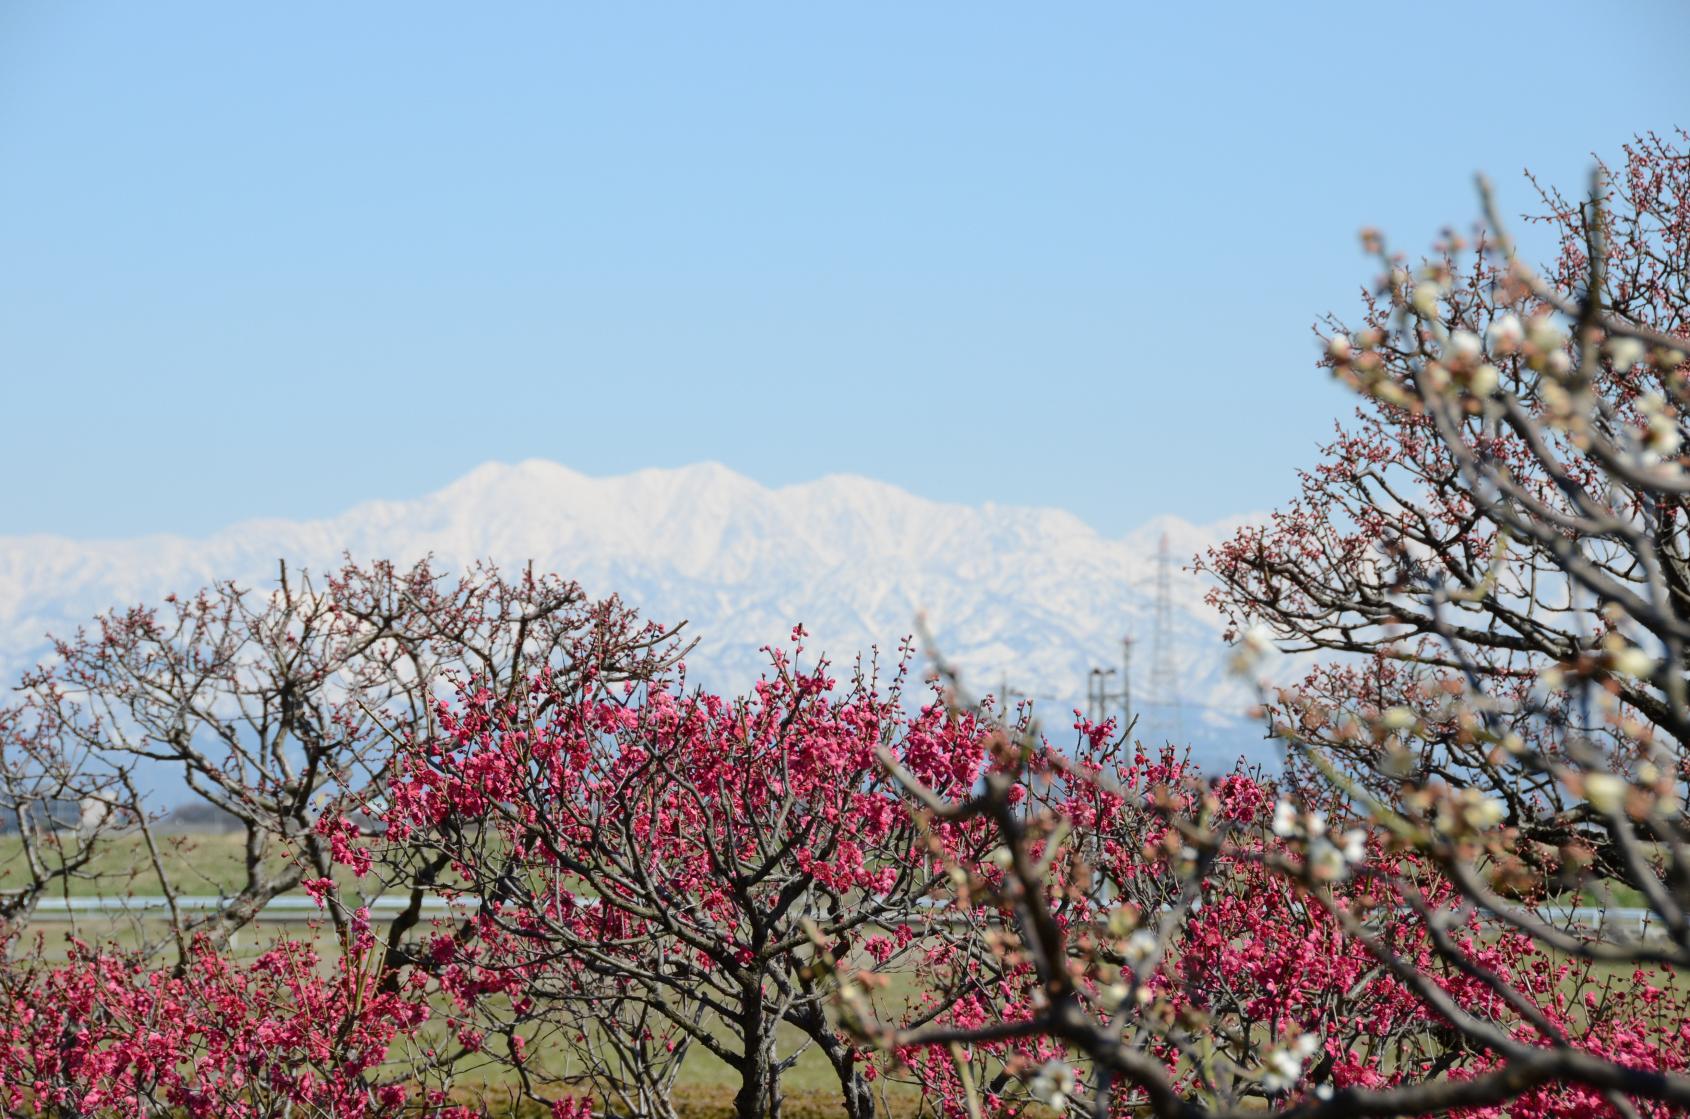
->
xmin=0 ymin=461 xmax=1275 ymax=764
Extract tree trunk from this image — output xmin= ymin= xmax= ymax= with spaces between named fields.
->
xmin=734 ymin=995 xmax=775 ymax=1119
xmin=793 ymin=1003 xmax=876 ymax=1119
xmin=822 ymin=1036 xmax=876 ymax=1119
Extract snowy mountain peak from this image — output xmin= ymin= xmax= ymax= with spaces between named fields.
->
xmin=0 ymin=461 xmax=1266 ymax=760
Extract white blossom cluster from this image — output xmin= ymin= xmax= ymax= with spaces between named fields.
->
xmin=1435 ymin=786 xmax=1507 ymax=836
xmin=1273 ymin=800 xmax=1367 ymax=881
xmin=1029 ymin=1060 xmax=1077 ymax=1111
xmin=1262 ymin=1033 xmax=1322 ymax=1093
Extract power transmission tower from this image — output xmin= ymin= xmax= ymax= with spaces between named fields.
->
xmin=1145 ymin=532 xmax=1185 ymax=744
xmin=1120 ymin=634 xmax=1134 ymax=731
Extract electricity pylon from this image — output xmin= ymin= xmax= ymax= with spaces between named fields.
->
xmin=1144 ymin=532 xmax=1185 ymax=744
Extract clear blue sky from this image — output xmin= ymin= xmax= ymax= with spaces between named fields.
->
xmin=2 ymin=2 xmax=1685 ymax=539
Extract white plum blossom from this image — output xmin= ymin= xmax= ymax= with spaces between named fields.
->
xmin=1379 ymin=707 xmax=1418 ymax=731
xmin=1273 ymin=799 xmax=1336 ymax=843
xmin=1228 ymin=624 xmax=1277 ymax=677
xmin=1262 ymin=1034 xmax=1322 ymax=1093
xmin=1487 ymin=313 xmax=1525 ymax=352
xmin=1411 ymin=281 xmax=1444 ymax=317
xmin=1029 ymin=1060 xmax=1077 ymax=1111
xmin=1273 ymin=799 xmax=1300 ymax=838
xmin=1469 ymin=363 xmax=1499 ymax=396
xmin=1123 ymin=929 xmax=1160 ymax=967
xmin=1612 ymin=644 xmax=1658 ymax=679
xmin=1607 ymin=335 xmax=1646 ymax=370
xmin=1466 ymin=796 xmax=1506 ymax=831
xmin=1307 ymin=837 xmax=1348 ymax=881
xmin=1438 ymin=787 xmax=1508 ymax=835
xmin=1635 ymin=394 xmax=1682 ymax=458
xmin=1243 ymin=624 xmax=1274 ymax=653
xmin=1584 ymin=772 xmax=1628 ymax=816
xmin=1527 ymin=315 xmax=1567 ymax=354
xmin=1448 ymin=329 xmax=1483 ymax=363
xmin=1275 ymin=801 xmax=1367 ymax=880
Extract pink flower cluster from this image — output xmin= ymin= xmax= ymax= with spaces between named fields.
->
xmin=886 ymin=734 xmax=1690 ymax=1119
xmin=0 ymin=933 xmax=461 ymax=1118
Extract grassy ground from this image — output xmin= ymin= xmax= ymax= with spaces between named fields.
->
xmin=450 ymin=1085 xmax=927 ymax=1119
xmin=8 ymin=830 xmax=1661 ymax=915
xmin=0 ymin=830 xmax=266 ymax=900
xmin=1548 ymin=882 xmax=1653 ymax=909
xmin=5 ymin=836 xmax=1682 ymax=1117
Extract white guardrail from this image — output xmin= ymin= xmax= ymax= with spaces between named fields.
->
xmin=1549 ymin=907 xmax=1659 ymax=937
xmin=24 ymin=895 xmax=453 ymax=921
xmin=15 ymin=897 xmax=1666 ymax=938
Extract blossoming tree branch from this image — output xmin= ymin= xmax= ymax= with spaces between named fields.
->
xmin=0 ymin=132 xmax=1687 ymax=1119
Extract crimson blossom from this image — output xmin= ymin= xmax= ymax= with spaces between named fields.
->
xmin=378 ymin=634 xmax=998 ymax=1119
xmin=5 ymin=557 xmax=682 ymax=964
xmin=0 ymin=558 xmax=681 ymax=1119
xmin=0 ymin=927 xmax=465 ymax=1119
xmin=843 ymin=711 xmax=1689 ymax=1119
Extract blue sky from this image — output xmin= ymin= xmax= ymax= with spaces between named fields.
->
xmin=1 ymin=1 xmax=1685 ymax=539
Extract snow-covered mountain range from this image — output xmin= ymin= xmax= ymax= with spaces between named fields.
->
xmin=0 ymin=461 xmax=1277 ymax=764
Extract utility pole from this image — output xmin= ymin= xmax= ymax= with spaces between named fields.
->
xmin=998 ymin=678 xmax=1056 ymax=722
xmin=1086 ymin=667 xmax=1117 ymax=725
xmin=1085 ymin=644 xmax=1136 ymax=732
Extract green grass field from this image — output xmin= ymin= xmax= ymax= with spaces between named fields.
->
xmin=1 ymin=830 xmax=268 ymax=900
xmin=0 ymin=831 xmax=921 ymax=1113
xmin=4 ymin=832 xmax=1681 ymax=1117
